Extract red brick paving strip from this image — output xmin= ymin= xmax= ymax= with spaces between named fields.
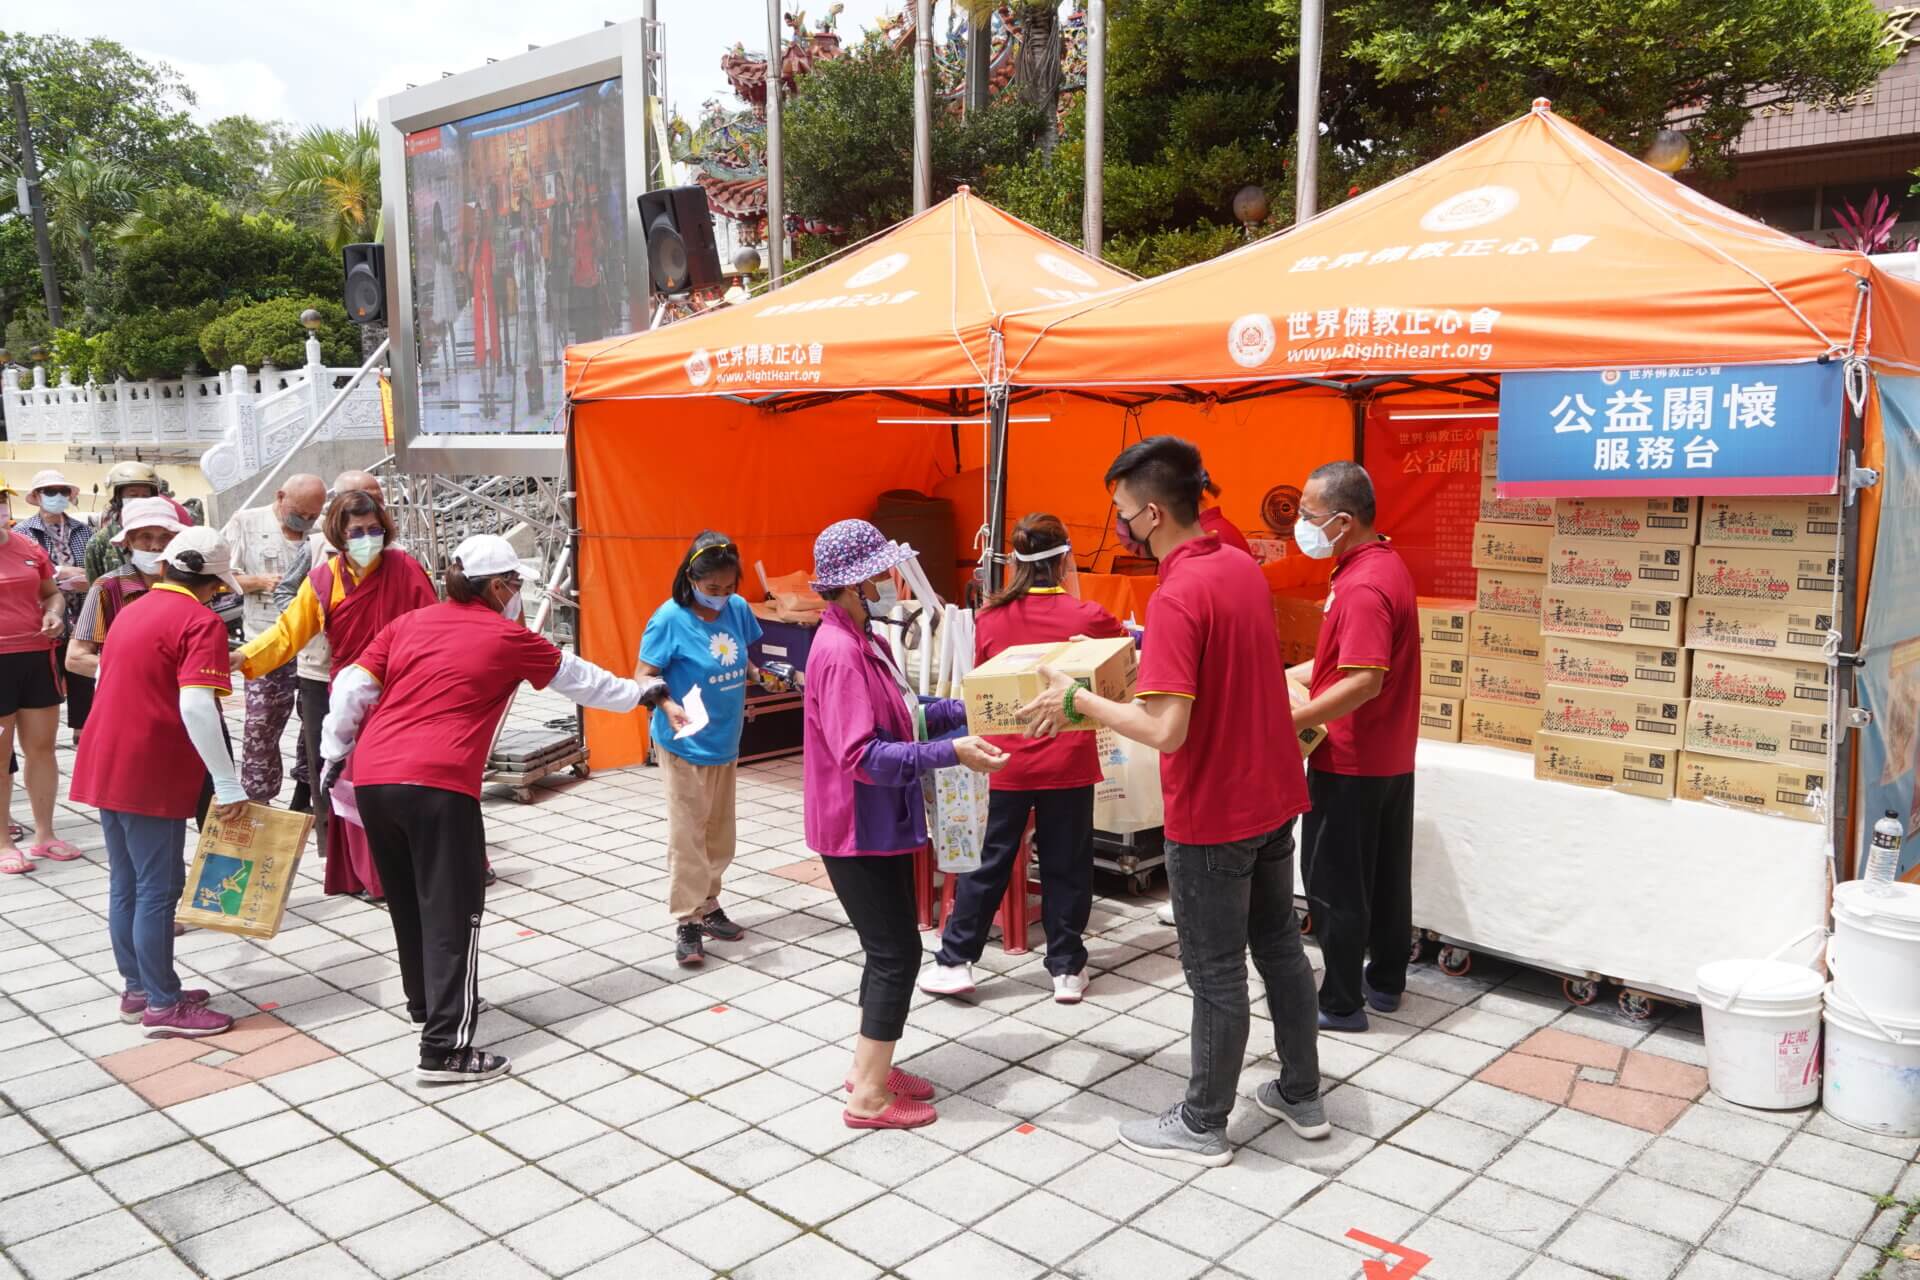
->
xmin=92 ymin=1012 xmax=338 ymax=1108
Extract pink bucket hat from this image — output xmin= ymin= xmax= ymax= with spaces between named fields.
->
xmin=811 ymin=519 xmax=916 ymax=592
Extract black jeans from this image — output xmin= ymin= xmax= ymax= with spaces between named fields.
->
xmin=1301 ymin=769 xmax=1416 ymax=1017
xmin=296 ymin=677 xmax=331 ymax=852
xmin=823 ymin=853 xmax=921 ymax=1042
xmin=1166 ymin=821 xmax=1321 ymax=1132
xmin=357 ymin=784 xmax=489 ymax=1056
xmin=936 ymin=786 xmax=1095 ymax=977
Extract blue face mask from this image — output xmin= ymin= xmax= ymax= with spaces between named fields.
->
xmin=692 ymin=586 xmax=732 ymax=612
xmin=38 ymin=494 xmax=69 ymax=516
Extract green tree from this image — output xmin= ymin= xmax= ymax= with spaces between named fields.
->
xmin=198 ymin=296 xmax=356 ymax=370
xmin=200 ymin=115 xmax=296 ymax=210
xmin=42 ymin=150 xmax=139 ymax=293
xmin=783 ymin=36 xmax=1043 ymax=241
xmin=1328 ymin=0 xmax=1895 ymax=187
xmin=113 ymin=196 xmax=335 ymax=313
xmin=0 ymin=32 xmax=205 ymax=178
xmin=267 ymin=121 xmax=381 ymax=253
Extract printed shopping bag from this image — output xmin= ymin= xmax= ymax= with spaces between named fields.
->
xmin=1093 ymin=725 xmax=1164 ymax=834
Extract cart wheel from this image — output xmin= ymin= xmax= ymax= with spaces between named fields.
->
xmin=513 ymin=787 xmax=535 ymax=804
xmin=1299 ymin=909 xmax=1314 ymax=937
xmin=1618 ymin=990 xmax=1656 ymax=1022
xmin=571 ymin=761 xmax=591 ymax=780
xmin=1563 ymin=977 xmax=1601 ymax=1007
xmin=1128 ymin=873 xmax=1153 ymax=896
xmin=1438 ymin=946 xmax=1472 ymax=977
xmin=1409 ymin=931 xmax=1428 ymax=965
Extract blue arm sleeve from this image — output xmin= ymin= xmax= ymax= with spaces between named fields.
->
xmin=920 ymin=697 xmax=970 ymax=739
xmin=857 ymin=735 xmax=960 ymax=786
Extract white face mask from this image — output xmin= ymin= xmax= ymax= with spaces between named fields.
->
xmin=502 ymin=590 xmax=523 ymax=621
xmin=872 ymin=576 xmax=900 ymax=616
xmin=1293 ymin=513 xmax=1343 ymax=560
xmin=345 ymin=535 xmax=381 ymax=568
xmin=131 ymin=549 xmax=166 ymax=575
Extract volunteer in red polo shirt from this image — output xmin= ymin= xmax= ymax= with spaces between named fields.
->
xmin=1021 ymin=436 xmax=1327 ymax=1168
xmin=319 ymin=534 xmax=644 ymax=1085
xmin=1288 ymin=461 xmax=1421 ymax=1032
xmin=920 ymin=513 xmax=1126 ymax=1005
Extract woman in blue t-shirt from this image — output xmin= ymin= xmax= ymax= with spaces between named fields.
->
xmin=638 ymin=531 xmax=763 ymax=966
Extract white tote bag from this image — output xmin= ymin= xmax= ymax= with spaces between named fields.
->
xmin=918 ymin=610 xmax=988 ymax=874
xmin=1093 ymin=725 xmax=1164 ymax=834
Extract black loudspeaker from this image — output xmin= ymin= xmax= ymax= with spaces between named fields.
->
xmin=342 ymin=243 xmax=387 ymax=325
xmin=638 ymin=186 xmax=723 ymax=295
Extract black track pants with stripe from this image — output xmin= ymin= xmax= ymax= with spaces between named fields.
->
xmin=357 ymin=784 xmax=488 ymax=1056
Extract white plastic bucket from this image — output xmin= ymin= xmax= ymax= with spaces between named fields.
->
xmin=1831 ymin=881 xmax=1920 ymax=1022
xmin=1823 ymin=983 xmax=1920 ymax=1138
xmin=1695 ymin=958 xmax=1824 ymax=1110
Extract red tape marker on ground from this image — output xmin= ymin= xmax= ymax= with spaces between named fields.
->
xmin=1346 ymin=1229 xmax=1432 ymax=1280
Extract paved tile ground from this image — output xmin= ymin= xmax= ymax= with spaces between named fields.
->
xmin=1 ymin=687 xmax=1914 ymax=1279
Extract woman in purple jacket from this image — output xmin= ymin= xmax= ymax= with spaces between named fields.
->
xmin=803 ymin=519 xmax=1006 ymax=1130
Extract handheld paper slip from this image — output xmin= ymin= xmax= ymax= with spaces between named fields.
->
xmin=175 ymin=803 xmax=315 ymax=939
xmin=675 ymin=685 xmax=710 ymax=739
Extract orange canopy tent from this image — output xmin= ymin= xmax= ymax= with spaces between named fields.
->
xmin=564 ymin=190 xmax=1151 ymax=768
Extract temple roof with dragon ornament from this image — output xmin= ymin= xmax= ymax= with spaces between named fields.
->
xmin=676 ymin=4 xmax=1088 ymax=232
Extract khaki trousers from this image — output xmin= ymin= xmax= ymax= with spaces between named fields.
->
xmin=661 ymin=749 xmax=739 ymax=921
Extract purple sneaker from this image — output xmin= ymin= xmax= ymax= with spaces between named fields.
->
xmin=120 ymin=989 xmax=210 ymax=1024
xmin=142 ymin=1000 xmax=233 ymax=1039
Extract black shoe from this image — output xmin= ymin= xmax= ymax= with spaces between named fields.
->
xmin=702 ymin=908 xmax=745 ymax=942
xmin=415 ymin=1048 xmax=510 ymax=1084
xmin=411 ymin=998 xmax=487 ymax=1026
xmin=289 ymin=781 xmax=312 ymax=814
xmin=483 ymin=864 xmax=498 ymax=887
xmin=676 ymin=922 xmax=705 ymax=966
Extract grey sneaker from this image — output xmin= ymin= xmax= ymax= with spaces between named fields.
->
xmin=1117 ymin=1104 xmax=1233 ymax=1167
xmin=1256 ymin=1080 xmax=1332 ymax=1139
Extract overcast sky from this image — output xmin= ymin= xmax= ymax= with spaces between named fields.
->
xmin=13 ymin=1 xmax=911 ymax=129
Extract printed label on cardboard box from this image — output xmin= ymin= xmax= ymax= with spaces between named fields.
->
xmin=1684 ymin=700 xmax=1829 ymax=767
xmin=1470 ymin=521 xmax=1553 ymax=572
xmin=1546 ymin=537 xmax=1693 ymax=597
xmin=1540 ymin=587 xmax=1684 ymax=648
xmin=1677 ymin=751 xmax=1827 ymax=823
xmin=1699 ymin=496 xmax=1842 ymax=550
xmin=1274 ymin=587 xmax=1327 ymax=667
xmin=1685 ymin=600 xmax=1834 ymax=661
xmin=1479 ymin=477 xmax=1554 ymax=526
xmin=1689 ymin=651 xmax=1832 ymax=717
xmin=1693 ymin=546 xmax=1840 ymax=609
xmin=1476 ymin=570 xmax=1547 ymax=619
xmin=1464 ymin=699 xmax=1543 ymax=753
xmin=1470 ymin=611 xmax=1545 ymax=663
xmin=1420 ymin=695 xmax=1462 ymax=742
xmin=175 ymin=804 xmax=314 ymax=939
xmin=1417 ymin=597 xmax=1474 ymax=651
xmin=1553 ymin=497 xmax=1699 ymax=544
xmin=1534 ymin=733 xmax=1678 ymax=799
xmin=1542 ymin=637 xmax=1690 ymax=697
xmin=1541 ymin=685 xmax=1687 ymax=747
xmin=963 ymin=638 xmax=1136 ymax=735
xmin=1422 ymin=652 xmax=1469 ymax=696
xmin=1466 ymin=655 xmax=1546 ymax=708
xmin=1481 ymin=431 xmax=1499 ymax=476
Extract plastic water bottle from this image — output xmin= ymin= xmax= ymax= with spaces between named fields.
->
xmin=1866 ymin=810 xmax=1904 ymax=894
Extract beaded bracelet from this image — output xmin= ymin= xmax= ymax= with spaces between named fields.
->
xmin=1063 ymin=684 xmax=1085 ymax=724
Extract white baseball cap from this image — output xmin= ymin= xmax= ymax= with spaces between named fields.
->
xmin=26 ymin=469 xmax=74 ymax=502
xmin=112 ymin=496 xmax=186 ymax=546
xmin=452 ymin=533 xmax=524 ymax=579
xmin=161 ymin=527 xmax=244 ymax=597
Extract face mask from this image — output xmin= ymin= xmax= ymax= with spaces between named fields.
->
xmin=502 ymin=591 xmax=523 ymax=621
xmin=872 ymin=577 xmax=900 ymax=616
xmin=346 ymin=535 xmax=381 ymax=568
xmin=38 ymin=494 xmax=69 ymax=515
xmin=1293 ymin=514 xmax=1341 ymax=560
xmin=1115 ymin=509 xmax=1153 ymax=557
xmin=692 ymin=587 xmax=731 ymax=612
xmin=131 ymin=549 xmax=165 ymax=575
xmin=283 ymin=510 xmax=316 ymax=534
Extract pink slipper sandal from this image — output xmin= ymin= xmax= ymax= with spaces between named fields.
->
xmin=843 ymin=1096 xmax=938 ymax=1130
xmin=31 ymin=840 xmax=82 ymax=862
xmin=0 ymin=850 xmax=32 ymax=875
xmin=844 ymin=1067 xmax=935 ymax=1102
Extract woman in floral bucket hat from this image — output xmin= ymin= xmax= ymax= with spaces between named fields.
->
xmin=802 ymin=518 xmax=1007 ymax=1130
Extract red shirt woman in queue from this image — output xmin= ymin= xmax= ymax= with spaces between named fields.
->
xmin=0 ymin=486 xmax=75 ymax=874
xmin=235 ymin=491 xmax=437 ymax=899
xmin=320 ymin=534 xmax=644 ymax=1084
xmin=920 ymin=514 xmax=1127 ymax=1004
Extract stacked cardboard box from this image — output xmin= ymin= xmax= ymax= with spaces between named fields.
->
xmin=1531 ymin=498 xmax=1697 ymax=798
xmin=1418 ymin=597 xmax=1473 ymax=742
xmin=1466 ymin=437 xmax=1548 ymax=751
xmin=1676 ymin=497 xmax=1839 ymax=823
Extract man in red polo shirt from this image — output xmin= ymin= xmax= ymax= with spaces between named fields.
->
xmin=1288 ymin=461 xmax=1421 ymax=1032
xmin=1021 ymin=436 xmax=1326 ymax=1167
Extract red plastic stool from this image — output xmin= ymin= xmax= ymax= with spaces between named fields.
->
xmin=933 ymin=817 xmax=1043 ymax=954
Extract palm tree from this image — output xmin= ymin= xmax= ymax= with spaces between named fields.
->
xmin=42 ymin=150 xmax=140 ymax=288
xmin=267 ymin=121 xmax=382 ymax=254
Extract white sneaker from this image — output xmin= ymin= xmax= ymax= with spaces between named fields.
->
xmin=1053 ymin=972 xmax=1090 ymax=1004
xmin=1156 ymin=901 xmax=1176 ymax=926
xmin=919 ymin=961 xmax=975 ymax=997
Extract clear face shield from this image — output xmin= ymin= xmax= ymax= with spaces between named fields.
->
xmin=1013 ymin=540 xmax=1080 ymax=598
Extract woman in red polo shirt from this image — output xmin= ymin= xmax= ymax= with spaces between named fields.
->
xmin=0 ymin=499 xmax=72 ymax=874
xmin=320 ymin=534 xmax=644 ymax=1084
xmin=920 ymin=514 xmax=1127 ymax=1005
